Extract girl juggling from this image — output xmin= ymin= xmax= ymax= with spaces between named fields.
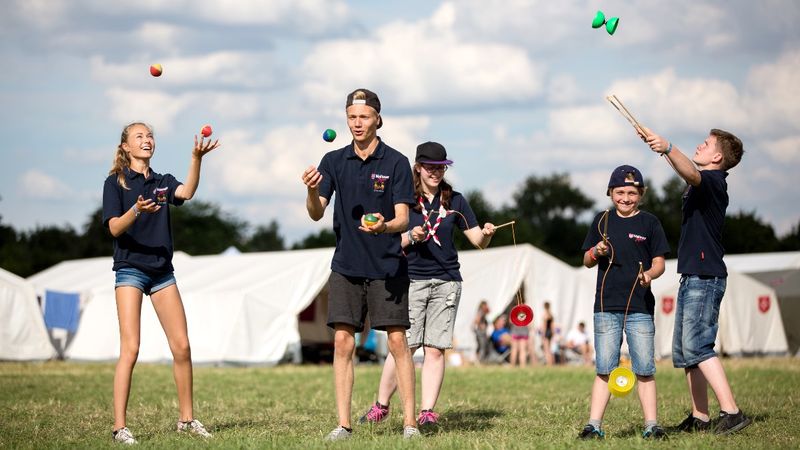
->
xmin=102 ymin=122 xmax=220 ymax=444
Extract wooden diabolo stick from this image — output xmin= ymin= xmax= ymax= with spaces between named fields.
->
xmin=494 ymin=220 xmax=516 ymax=230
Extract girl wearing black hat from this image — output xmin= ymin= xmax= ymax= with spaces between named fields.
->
xmin=359 ymin=142 xmax=495 ymax=428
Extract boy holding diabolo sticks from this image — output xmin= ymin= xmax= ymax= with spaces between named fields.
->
xmin=643 ymin=128 xmax=751 ymax=434
xmin=579 ymin=165 xmax=670 ymax=440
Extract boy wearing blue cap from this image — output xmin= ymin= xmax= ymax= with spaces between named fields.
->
xmin=579 ymin=165 xmax=670 ymax=440
xmin=644 ymin=128 xmax=750 ymax=435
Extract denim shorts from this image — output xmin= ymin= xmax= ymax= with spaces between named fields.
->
xmin=115 ymin=267 xmax=176 ymax=296
xmin=672 ymin=275 xmax=726 ymax=368
xmin=407 ymin=279 xmax=462 ymax=349
xmin=594 ymin=312 xmax=656 ymax=376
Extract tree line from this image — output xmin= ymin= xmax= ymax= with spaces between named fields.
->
xmin=1 ymin=174 xmax=797 ymax=278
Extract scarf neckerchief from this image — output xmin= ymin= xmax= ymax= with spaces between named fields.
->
xmin=419 ymin=194 xmax=448 ymax=246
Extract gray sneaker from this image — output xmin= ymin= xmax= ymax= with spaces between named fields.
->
xmin=325 ymin=426 xmax=352 ymax=441
xmin=403 ymin=426 xmax=421 ymax=439
xmin=112 ymin=427 xmax=137 ymax=445
xmin=176 ymin=419 xmax=212 ymax=437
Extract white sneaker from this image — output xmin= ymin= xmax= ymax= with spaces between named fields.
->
xmin=112 ymin=427 xmax=137 ymax=445
xmin=403 ymin=425 xmax=421 ymax=439
xmin=176 ymin=419 xmax=212 ymax=437
xmin=325 ymin=426 xmax=352 ymax=441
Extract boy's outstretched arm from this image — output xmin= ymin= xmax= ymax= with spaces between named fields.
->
xmin=642 ymin=128 xmax=702 ymax=186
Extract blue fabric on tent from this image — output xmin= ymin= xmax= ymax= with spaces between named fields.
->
xmin=44 ymin=290 xmax=80 ymax=333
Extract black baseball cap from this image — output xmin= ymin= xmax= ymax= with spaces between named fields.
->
xmin=607 ymin=164 xmax=644 ymax=195
xmin=415 ymin=141 xmax=453 ymax=165
xmin=346 ymin=88 xmax=382 ymax=128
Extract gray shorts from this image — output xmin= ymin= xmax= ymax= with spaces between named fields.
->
xmin=407 ymin=279 xmax=462 ymax=349
xmin=326 ymin=271 xmax=410 ymax=332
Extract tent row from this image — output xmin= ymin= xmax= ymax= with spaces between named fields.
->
xmin=2 ymin=248 xmax=794 ymax=364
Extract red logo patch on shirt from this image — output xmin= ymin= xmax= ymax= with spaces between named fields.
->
xmin=153 ymin=187 xmax=169 ymax=205
xmin=371 ymin=173 xmax=389 ymax=192
xmin=628 ymin=232 xmax=647 ymax=243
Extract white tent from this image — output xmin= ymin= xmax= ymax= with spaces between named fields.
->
xmin=0 ymin=268 xmax=56 ymax=360
xmin=652 ymin=259 xmax=788 ymax=359
xmin=723 ymin=252 xmax=800 ymax=354
xmin=27 ymin=249 xmax=333 ymax=365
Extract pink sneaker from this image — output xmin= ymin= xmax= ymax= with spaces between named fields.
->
xmin=359 ymin=402 xmax=389 ymax=424
xmin=417 ymin=409 xmax=439 ymax=426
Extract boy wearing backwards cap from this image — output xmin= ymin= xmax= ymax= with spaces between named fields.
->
xmin=579 ymin=165 xmax=670 ymax=440
xmin=301 ymin=88 xmax=419 ymax=440
xmin=643 ymin=128 xmax=750 ymax=435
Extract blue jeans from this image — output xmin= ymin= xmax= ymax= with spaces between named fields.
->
xmin=115 ymin=267 xmax=176 ymax=296
xmin=594 ymin=312 xmax=655 ymax=376
xmin=672 ymin=275 xmax=726 ymax=368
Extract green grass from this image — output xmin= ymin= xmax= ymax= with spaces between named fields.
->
xmin=1 ymin=358 xmax=798 ymax=449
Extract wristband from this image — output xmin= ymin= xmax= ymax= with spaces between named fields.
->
xmin=664 ymin=142 xmax=672 ymax=154
xmin=132 ymin=204 xmax=141 ymax=218
xmin=588 ymin=247 xmax=597 ymax=261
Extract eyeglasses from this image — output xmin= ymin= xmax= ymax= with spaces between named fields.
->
xmin=420 ymin=164 xmax=448 ymax=173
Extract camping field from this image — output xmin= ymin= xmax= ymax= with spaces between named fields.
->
xmin=0 ymin=358 xmax=798 ymax=449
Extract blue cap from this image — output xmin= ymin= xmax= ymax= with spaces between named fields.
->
xmin=607 ymin=165 xmax=644 ymax=195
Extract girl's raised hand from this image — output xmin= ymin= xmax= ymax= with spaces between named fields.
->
xmin=193 ymin=135 xmax=221 ymax=158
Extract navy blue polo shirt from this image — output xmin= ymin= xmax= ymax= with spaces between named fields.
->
xmin=317 ymin=138 xmax=415 ymax=279
xmin=583 ymin=210 xmax=670 ymax=315
xmin=677 ymin=170 xmax=729 ymax=277
xmin=406 ymin=191 xmax=478 ymax=281
xmin=102 ymin=167 xmax=184 ymax=275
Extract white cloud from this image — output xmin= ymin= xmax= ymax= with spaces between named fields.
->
xmin=606 ymin=69 xmax=748 ymax=133
xmin=745 ymin=49 xmax=800 ymax=134
xmin=10 ymin=0 xmax=350 ymax=31
xmin=301 ymin=12 xmax=546 ymax=111
xmin=19 ymin=170 xmax=72 ymax=199
xmin=106 ymin=88 xmax=190 ymax=132
xmin=91 ymin=52 xmax=281 ymax=89
xmin=760 ymin=136 xmax=800 ymax=164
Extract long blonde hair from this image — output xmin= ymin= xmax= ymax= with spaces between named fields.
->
xmin=109 ymin=122 xmax=152 ymax=190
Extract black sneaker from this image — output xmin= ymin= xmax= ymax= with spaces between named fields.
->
xmin=578 ymin=424 xmax=604 ymax=439
xmin=714 ymin=410 xmax=752 ymax=435
xmin=676 ymin=412 xmax=711 ymax=432
xmin=643 ymin=425 xmax=668 ymax=440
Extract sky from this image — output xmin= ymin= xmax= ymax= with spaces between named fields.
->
xmin=1 ymin=0 xmax=799 ymax=246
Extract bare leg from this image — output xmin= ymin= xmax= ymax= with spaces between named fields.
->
xmin=420 ymin=347 xmax=445 ymax=410
xmin=509 ymin=339 xmax=519 ymax=366
xmin=685 ymin=367 xmax=710 ymax=420
xmin=332 ymin=326 xmax=356 ymax=428
xmin=376 ymin=346 xmax=421 ymax=405
xmin=698 ymin=356 xmax=738 ymax=413
xmin=386 ymin=327 xmax=416 ymax=427
xmin=543 ymin=338 xmax=554 ymax=365
xmin=113 ymin=287 xmax=143 ymax=431
xmin=589 ymin=375 xmax=611 ymax=421
xmin=150 ymin=284 xmax=193 ymax=421
xmin=636 ymin=375 xmax=657 ymax=422
xmin=518 ymin=340 xmax=528 ymax=368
